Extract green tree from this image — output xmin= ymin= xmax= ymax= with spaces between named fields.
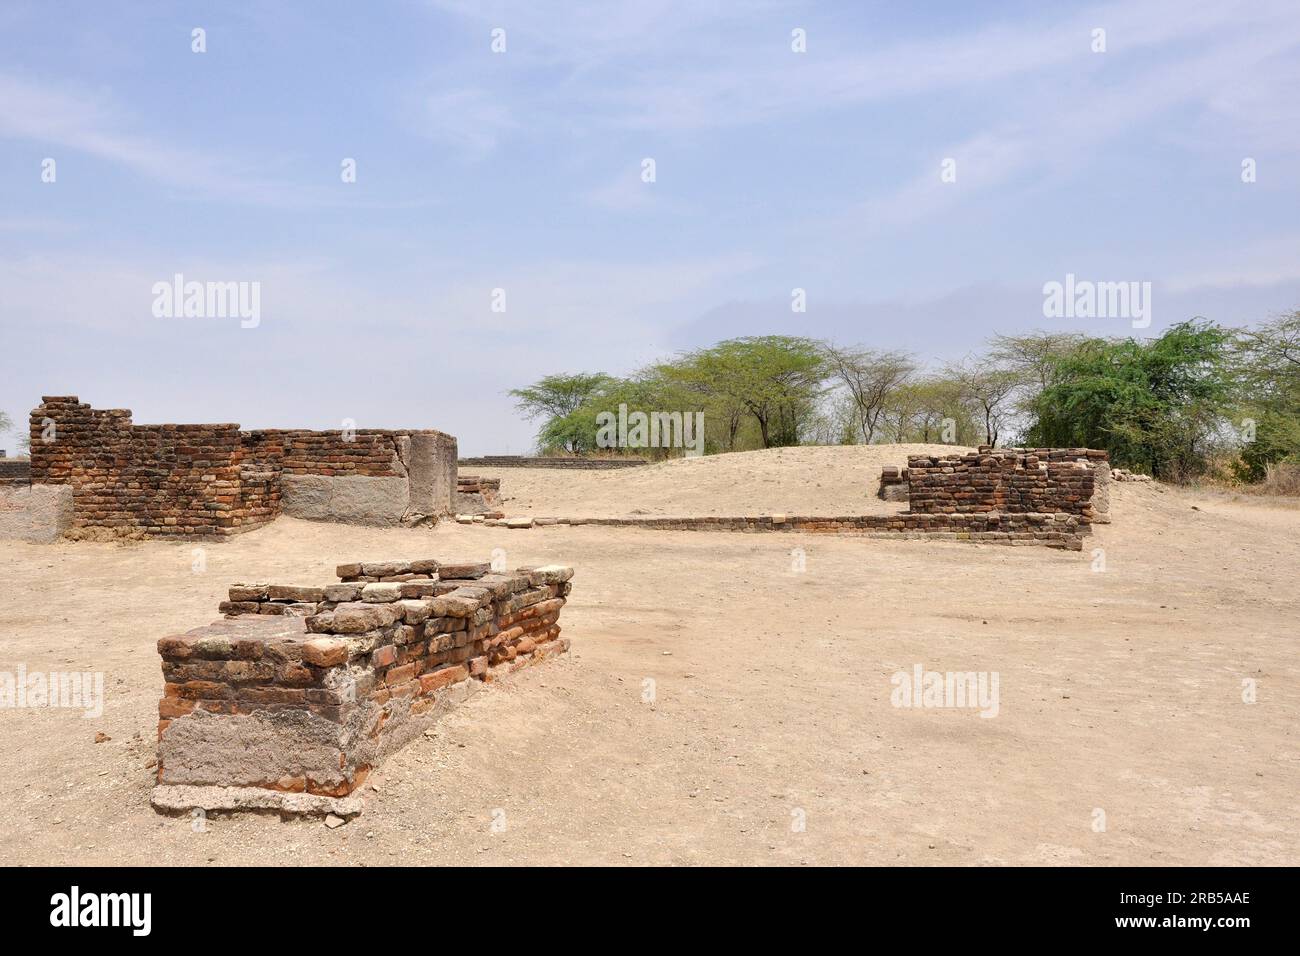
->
xmin=988 ymin=331 xmax=1091 ymax=393
xmin=944 ymin=359 xmax=1020 ymax=446
xmin=882 ymin=377 xmax=978 ymax=444
xmin=1237 ymin=310 xmax=1300 ymax=392
xmin=1227 ymin=311 xmax=1300 ymax=479
xmin=822 ymin=345 xmax=916 ymax=443
xmin=675 ymin=336 xmax=829 ymax=448
xmin=509 ymin=373 xmax=617 ymax=453
xmin=1234 ymin=410 xmax=1300 ymax=481
xmin=1026 ymin=320 xmax=1234 ymax=478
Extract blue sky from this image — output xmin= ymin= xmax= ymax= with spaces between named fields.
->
xmin=2 ymin=0 xmax=1299 ymax=454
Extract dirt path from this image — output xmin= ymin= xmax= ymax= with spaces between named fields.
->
xmin=1 ymin=462 xmax=1296 ymax=865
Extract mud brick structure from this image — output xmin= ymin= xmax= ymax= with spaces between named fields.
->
xmin=906 ymin=447 xmax=1107 ymax=519
xmin=17 ymin=396 xmax=457 ymax=538
xmin=455 ymin=474 xmax=502 ymax=515
xmin=152 ymin=556 xmax=574 ymax=816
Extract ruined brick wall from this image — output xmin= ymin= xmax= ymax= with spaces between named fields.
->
xmin=242 ymin=428 xmax=457 ymax=525
xmin=30 ymin=397 xmax=263 ymax=536
xmin=906 ymin=447 xmax=1106 ymax=520
xmin=153 ymin=556 xmax=574 ymax=815
xmin=241 ymin=430 xmax=408 ymax=477
xmin=26 ymin=396 xmax=457 ymax=537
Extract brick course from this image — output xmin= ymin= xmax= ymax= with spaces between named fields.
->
xmin=906 ymin=447 xmax=1105 ymax=518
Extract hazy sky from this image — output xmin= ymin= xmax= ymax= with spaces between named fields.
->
xmin=3 ymin=0 xmax=1299 ymax=454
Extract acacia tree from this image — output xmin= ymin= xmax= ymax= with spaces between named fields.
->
xmin=881 ymin=377 xmax=975 ymax=444
xmin=1231 ymin=311 xmax=1300 ymax=478
xmin=679 ymin=336 xmax=829 ymax=448
xmin=945 ymin=359 xmax=1020 ymax=446
xmin=822 ymin=345 xmax=916 ymax=443
xmin=1235 ymin=310 xmax=1300 ymax=409
xmin=652 ymin=359 xmax=748 ymax=451
xmin=987 ymin=332 xmax=1090 ymax=393
xmin=508 ymin=373 xmax=617 ymax=453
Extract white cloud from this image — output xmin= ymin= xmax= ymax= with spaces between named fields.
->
xmin=424 ymin=0 xmax=1300 ymax=137
xmin=0 ymin=72 xmax=290 ymax=201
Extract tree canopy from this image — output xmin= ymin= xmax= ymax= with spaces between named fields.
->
xmin=507 ymin=313 xmax=1300 ymax=486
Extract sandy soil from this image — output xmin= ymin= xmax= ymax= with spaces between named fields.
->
xmin=1 ymin=447 xmax=1297 ymax=866
xmin=477 ymin=444 xmax=964 ymax=517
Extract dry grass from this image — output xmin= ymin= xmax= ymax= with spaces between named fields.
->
xmin=1256 ymin=461 xmax=1300 ymax=496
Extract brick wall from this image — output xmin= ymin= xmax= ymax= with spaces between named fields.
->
xmin=153 ymin=555 xmax=574 ymax=815
xmin=27 ymin=396 xmax=457 ymax=537
xmin=31 ymin=397 xmax=258 ymax=536
xmin=242 ymin=429 xmax=408 ymax=477
xmin=906 ymin=447 xmax=1107 ymax=519
xmin=479 ymin=511 xmax=1089 ymax=549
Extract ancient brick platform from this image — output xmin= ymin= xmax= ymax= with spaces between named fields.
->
xmin=152 ymin=556 xmax=574 ymax=816
xmin=457 ymin=447 xmax=1112 ymax=551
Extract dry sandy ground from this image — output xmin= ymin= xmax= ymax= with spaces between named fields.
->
xmin=1 ymin=446 xmax=1297 ymax=866
xmin=478 ymin=444 xmax=962 ymax=517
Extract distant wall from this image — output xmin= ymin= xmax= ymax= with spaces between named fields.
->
xmin=24 ymin=396 xmax=457 ymax=538
xmin=458 ymin=456 xmax=649 ymax=470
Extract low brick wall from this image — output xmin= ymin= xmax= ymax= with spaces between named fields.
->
xmin=455 ymin=474 xmax=502 ymax=515
xmin=468 ymin=511 xmax=1089 ymax=549
xmin=152 ymin=556 xmax=574 ymax=816
xmin=907 ymin=447 xmax=1104 ymax=517
xmin=458 ymin=455 xmax=649 ymax=469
